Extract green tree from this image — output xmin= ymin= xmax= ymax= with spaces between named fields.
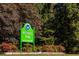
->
xmin=52 ymin=4 xmax=79 ymax=53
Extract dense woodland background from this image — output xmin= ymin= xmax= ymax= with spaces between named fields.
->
xmin=0 ymin=3 xmax=79 ymax=54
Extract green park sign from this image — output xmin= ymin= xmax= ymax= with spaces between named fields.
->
xmin=20 ymin=23 xmax=35 ymax=51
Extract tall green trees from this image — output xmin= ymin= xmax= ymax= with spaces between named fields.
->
xmin=38 ymin=3 xmax=79 ymax=53
xmin=35 ymin=4 xmax=55 ymax=45
xmin=0 ymin=3 xmax=79 ymax=53
xmin=53 ymin=4 xmax=77 ymax=53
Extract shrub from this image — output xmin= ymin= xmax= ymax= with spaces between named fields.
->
xmin=41 ymin=45 xmax=65 ymax=52
xmin=23 ymin=44 xmax=33 ymax=52
xmin=34 ymin=46 xmax=42 ymax=52
xmin=55 ymin=45 xmax=65 ymax=52
xmin=1 ymin=42 xmax=18 ymax=52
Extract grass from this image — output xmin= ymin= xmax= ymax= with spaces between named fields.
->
xmin=0 ymin=54 xmax=79 ymax=56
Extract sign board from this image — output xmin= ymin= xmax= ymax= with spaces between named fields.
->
xmin=21 ymin=23 xmax=35 ymax=43
xmin=20 ymin=23 xmax=35 ymax=51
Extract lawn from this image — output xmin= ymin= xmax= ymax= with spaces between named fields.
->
xmin=0 ymin=52 xmax=79 ymax=56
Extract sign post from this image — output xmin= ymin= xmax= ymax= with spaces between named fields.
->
xmin=20 ymin=23 xmax=35 ymax=52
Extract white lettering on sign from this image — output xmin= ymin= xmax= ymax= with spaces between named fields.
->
xmin=23 ymin=32 xmax=26 ymax=34
xmin=26 ymin=32 xmax=30 ymax=35
xmin=27 ymin=36 xmax=30 ymax=38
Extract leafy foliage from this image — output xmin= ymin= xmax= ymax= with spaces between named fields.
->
xmin=0 ymin=4 xmax=79 ymax=54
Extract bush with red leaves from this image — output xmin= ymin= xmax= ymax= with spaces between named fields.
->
xmin=1 ymin=42 xmax=18 ymax=52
